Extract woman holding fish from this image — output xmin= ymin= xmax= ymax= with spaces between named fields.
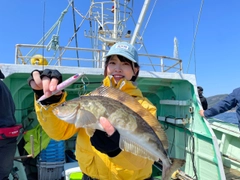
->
xmin=28 ymin=42 xmax=183 ymax=180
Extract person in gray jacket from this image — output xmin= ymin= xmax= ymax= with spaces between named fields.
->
xmin=199 ymin=87 xmax=240 ymax=130
xmin=0 ymin=70 xmax=17 ymax=179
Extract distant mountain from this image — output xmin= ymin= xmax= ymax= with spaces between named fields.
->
xmin=206 ymin=94 xmax=228 ymax=108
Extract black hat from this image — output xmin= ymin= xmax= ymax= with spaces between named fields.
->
xmin=197 ymin=86 xmax=203 ymax=91
xmin=0 ymin=70 xmax=5 ymax=79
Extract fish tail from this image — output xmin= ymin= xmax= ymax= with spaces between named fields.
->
xmin=162 ymin=159 xmax=186 ymax=180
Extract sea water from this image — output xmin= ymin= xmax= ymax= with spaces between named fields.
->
xmin=214 ymin=112 xmax=238 ymax=125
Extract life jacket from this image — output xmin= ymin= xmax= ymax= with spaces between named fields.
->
xmin=0 ymin=125 xmax=23 ymax=139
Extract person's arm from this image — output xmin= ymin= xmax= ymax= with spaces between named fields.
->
xmin=0 ymin=70 xmax=5 ymax=79
xmin=90 ymin=117 xmax=122 ymax=157
xmin=34 ymin=92 xmax=78 ymax=140
xmin=29 ymin=69 xmax=78 ymax=140
xmin=28 ymin=69 xmax=63 ymax=104
xmin=204 ymin=90 xmax=238 ymax=118
xmin=91 ymin=117 xmax=153 ymax=170
xmin=90 ymin=98 xmax=156 ymax=170
xmin=0 ymin=81 xmax=16 ymax=127
xmin=202 ymin=97 xmax=208 ymax=110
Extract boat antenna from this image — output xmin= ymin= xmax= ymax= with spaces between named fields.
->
xmin=186 ymin=0 xmax=204 ymax=73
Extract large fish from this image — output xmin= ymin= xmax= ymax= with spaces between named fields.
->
xmin=52 ymin=86 xmax=185 ymax=180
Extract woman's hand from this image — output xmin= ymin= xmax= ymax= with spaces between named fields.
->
xmin=90 ymin=117 xmax=121 ymax=157
xmin=199 ymin=110 xmax=205 ymax=117
xmin=28 ymin=69 xmax=63 ymax=104
xmin=99 ymin=117 xmax=115 ymax=136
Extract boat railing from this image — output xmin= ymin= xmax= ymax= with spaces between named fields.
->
xmin=15 ymin=44 xmax=183 ymax=73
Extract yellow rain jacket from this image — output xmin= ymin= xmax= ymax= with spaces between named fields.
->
xmin=35 ymin=76 xmax=157 ymax=180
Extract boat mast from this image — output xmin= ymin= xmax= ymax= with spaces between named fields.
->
xmin=130 ymin=0 xmax=150 ymax=45
xmin=87 ymin=0 xmax=134 ymax=67
xmin=71 ymin=0 xmax=152 ymax=69
xmin=88 ymin=0 xmax=151 ymax=52
xmin=113 ymin=0 xmax=117 ymax=40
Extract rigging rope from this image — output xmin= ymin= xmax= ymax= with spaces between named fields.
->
xmin=186 ymin=0 xmax=204 ymax=73
xmin=71 ymin=0 xmax=80 ymax=67
xmin=129 ymin=0 xmax=158 ymax=71
xmin=41 ymin=1 xmax=46 ymax=70
xmin=140 ymin=0 xmax=158 ymax=39
xmin=58 ymin=10 xmax=90 ymax=59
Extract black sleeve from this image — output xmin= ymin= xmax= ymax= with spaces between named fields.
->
xmin=202 ymin=97 xmax=208 ymax=110
xmin=0 ymin=70 xmax=5 ymax=79
xmin=0 ymin=81 xmax=16 ymax=127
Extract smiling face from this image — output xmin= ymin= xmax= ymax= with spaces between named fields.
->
xmin=106 ymin=55 xmax=139 ymax=83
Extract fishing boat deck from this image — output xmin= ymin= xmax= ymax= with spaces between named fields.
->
xmin=224 ymin=166 xmax=240 ymax=180
xmin=176 ymin=166 xmax=240 ymax=180
xmin=2 ymin=1 xmax=240 ymax=179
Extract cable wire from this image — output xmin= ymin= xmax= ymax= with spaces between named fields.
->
xmin=186 ymin=0 xmax=204 ymax=73
xmin=41 ymin=1 xmax=46 ymax=70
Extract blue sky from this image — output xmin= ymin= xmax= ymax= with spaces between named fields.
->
xmin=0 ymin=0 xmax=239 ymax=97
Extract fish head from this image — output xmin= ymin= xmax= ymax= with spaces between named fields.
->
xmin=52 ymin=100 xmax=80 ymax=124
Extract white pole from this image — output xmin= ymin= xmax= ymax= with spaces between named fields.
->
xmin=130 ymin=0 xmax=151 ymax=45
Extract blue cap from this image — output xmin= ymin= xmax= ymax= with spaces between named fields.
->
xmin=105 ymin=42 xmax=138 ymax=63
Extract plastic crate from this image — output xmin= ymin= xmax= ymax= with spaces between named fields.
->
xmin=40 ymin=139 xmax=65 ymax=162
xmin=38 ymin=161 xmax=65 ymax=180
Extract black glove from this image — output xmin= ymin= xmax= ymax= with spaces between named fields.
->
xmin=90 ymin=129 xmax=122 ymax=157
xmin=28 ymin=69 xmax=63 ymax=105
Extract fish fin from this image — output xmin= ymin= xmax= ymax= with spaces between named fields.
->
xmin=90 ymin=86 xmax=168 ymax=149
xmin=85 ymin=128 xmax=96 ymax=137
xmin=119 ymin=136 xmax=158 ymax=161
xmin=162 ymin=158 xmax=186 ymax=180
xmin=75 ymin=109 xmax=99 ymax=128
xmin=152 ymin=125 xmax=168 ymax=150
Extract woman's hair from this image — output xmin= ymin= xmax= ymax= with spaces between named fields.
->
xmin=104 ymin=55 xmax=140 ymax=81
